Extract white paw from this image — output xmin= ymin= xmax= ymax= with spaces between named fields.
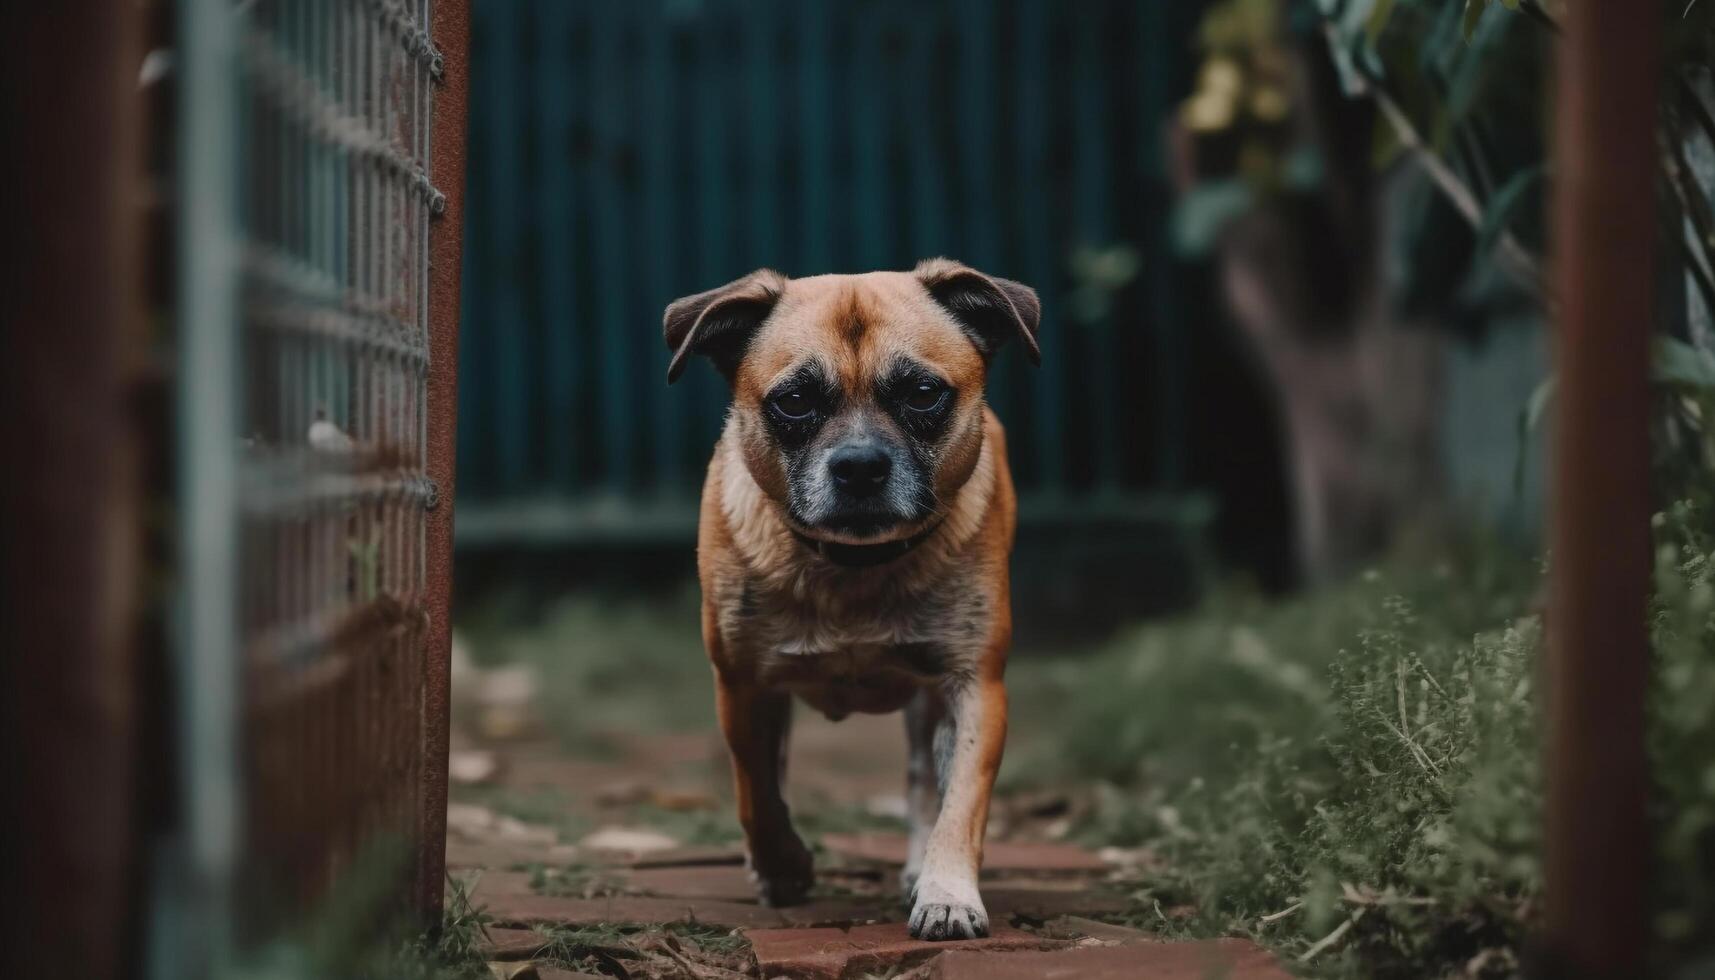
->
xmin=907 ymin=875 xmax=988 ymax=940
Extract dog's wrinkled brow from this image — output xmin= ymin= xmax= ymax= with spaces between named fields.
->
xmin=766 ymin=359 xmax=835 ymax=398
xmin=877 ymin=356 xmax=947 ymax=391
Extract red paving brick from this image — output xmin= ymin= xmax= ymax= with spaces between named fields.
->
xmin=467 ymin=870 xmax=538 ymax=902
xmin=622 ymin=864 xmax=758 ymax=901
xmin=478 ymin=926 xmax=551 ymax=960
xmin=1040 ymin=915 xmax=1156 ymax=944
xmin=745 ymin=922 xmax=1064 ymax=980
xmin=621 ymin=843 xmax=746 ymax=868
xmin=480 ymin=890 xmax=900 ymax=931
xmin=983 ymin=884 xmax=1131 ymax=920
xmin=472 ymin=861 xmax=1127 ymax=930
xmin=820 ymin=833 xmax=1108 ymax=873
xmin=446 ymin=840 xmax=573 ymax=870
xmin=918 ymin=940 xmax=1294 ymax=980
xmin=482 ymin=891 xmax=786 ymax=930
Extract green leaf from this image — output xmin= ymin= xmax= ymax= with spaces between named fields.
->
xmin=1525 ymin=377 xmax=1555 ymax=432
xmin=1654 ymin=336 xmax=1715 ymax=390
xmin=1364 ymin=0 xmax=1397 ymax=46
xmin=1514 ymin=377 xmax=1551 ymax=503
xmin=1171 ymin=180 xmax=1255 ymax=257
xmin=1462 ymin=0 xmax=1488 ymax=42
xmin=1475 ymin=166 xmax=1545 ymax=258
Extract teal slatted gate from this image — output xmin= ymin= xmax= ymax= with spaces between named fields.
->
xmin=455 ymin=0 xmax=1204 ymax=543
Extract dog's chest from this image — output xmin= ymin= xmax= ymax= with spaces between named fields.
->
xmin=728 ymin=576 xmax=988 ymax=719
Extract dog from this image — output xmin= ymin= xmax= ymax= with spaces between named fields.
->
xmin=663 ymin=259 xmax=1040 ymax=941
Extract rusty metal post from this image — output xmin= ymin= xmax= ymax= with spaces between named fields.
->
xmin=1542 ymin=2 xmax=1659 ymax=977
xmin=0 ymin=5 xmax=142 ymax=980
xmin=419 ymin=0 xmax=472 ymax=926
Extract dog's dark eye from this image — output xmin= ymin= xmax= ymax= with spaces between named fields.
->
xmin=903 ymin=380 xmax=947 ymax=413
xmin=770 ymin=390 xmax=816 ymax=420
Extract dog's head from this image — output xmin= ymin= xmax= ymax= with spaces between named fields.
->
xmin=664 ymin=259 xmax=1040 ymax=545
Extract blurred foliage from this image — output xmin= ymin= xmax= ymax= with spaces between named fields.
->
xmin=1181 ymin=0 xmax=1299 ymax=184
xmin=1171 ymin=0 xmax=1325 ymax=258
xmin=1013 ymin=382 xmax=1715 ymax=976
xmin=232 ymin=847 xmax=492 ymax=980
xmin=1180 ymin=0 xmax=1715 ymax=337
xmin=1323 ymin=0 xmax=1715 ymax=324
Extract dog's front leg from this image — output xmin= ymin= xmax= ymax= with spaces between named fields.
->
xmin=902 ymin=688 xmax=946 ymax=900
xmin=907 ymin=671 xmax=1007 ymax=940
xmin=715 ymin=672 xmax=813 ymax=906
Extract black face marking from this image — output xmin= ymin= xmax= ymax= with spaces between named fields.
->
xmin=877 ymin=361 xmax=957 ymax=441
xmin=762 ymin=362 xmax=837 ymax=451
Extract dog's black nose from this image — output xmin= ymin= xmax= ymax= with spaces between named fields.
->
xmin=828 ymin=444 xmax=892 ymax=497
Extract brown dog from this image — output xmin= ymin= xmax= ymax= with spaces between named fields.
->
xmin=663 ymin=259 xmax=1039 ymax=941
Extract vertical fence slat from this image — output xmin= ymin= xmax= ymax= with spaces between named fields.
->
xmin=644 ymin=1 xmax=683 ymax=493
xmin=850 ymin=10 xmax=889 ymax=270
xmin=1013 ymin=0 xmax=1064 ymax=493
xmin=797 ymin=0 xmax=834 ymax=275
xmin=744 ymin=4 xmax=784 ymax=268
xmin=1139 ymin=1 xmax=1183 ymax=488
xmin=485 ymin=0 xmax=529 ymax=488
xmin=1072 ymin=6 xmax=1118 ymax=492
xmin=590 ymin=2 xmax=635 ymax=492
xmin=952 ymin=0 xmax=1009 ymax=422
xmin=691 ymin=2 xmax=736 ymax=451
xmin=537 ymin=0 xmax=579 ymax=492
xmin=903 ymin=11 xmax=949 ymax=263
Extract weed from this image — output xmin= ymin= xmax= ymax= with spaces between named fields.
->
xmin=525 ymin=861 xmax=626 ymax=899
xmin=1020 ymin=506 xmax=1715 ymax=977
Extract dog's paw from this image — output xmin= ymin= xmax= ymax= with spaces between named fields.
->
xmin=906 ymin=876 xmax=988 ymax=940
xmin=747 ymin=835 xmax=814 ymax=907
xmin=907 ymin=900 xmax=989 ymax=941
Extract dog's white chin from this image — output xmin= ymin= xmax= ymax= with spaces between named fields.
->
xmin=798 ymin=520 xmax=915 ymax=546
xmin=791 ymin=508 xmax=938 ymax=546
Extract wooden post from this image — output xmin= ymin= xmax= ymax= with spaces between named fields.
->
xmin=0 ymin=5 xmax=142 ymax=979
xmin=1542 ymin=2 xmax=1659 ymax=977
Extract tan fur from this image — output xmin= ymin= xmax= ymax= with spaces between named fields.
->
xmin=676 ymin=263 xmax=1033 ymax=940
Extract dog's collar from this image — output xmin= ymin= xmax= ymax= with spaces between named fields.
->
xmin=789 ymin=519 xmax=946 ymax=568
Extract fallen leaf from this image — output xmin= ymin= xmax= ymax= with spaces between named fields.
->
xmin=580 ymin=826 xmax=680 ymax=854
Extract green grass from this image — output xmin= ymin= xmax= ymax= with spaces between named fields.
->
xmin=457 ymin=585 xmax=713 ymax=753
xmin=454 ymin=784 xmax=591 ymax=841
xmin=232 ymin=862 xmax=494 ymax=980
xmin=1009 ymin=506 xmax=1715 ymax=978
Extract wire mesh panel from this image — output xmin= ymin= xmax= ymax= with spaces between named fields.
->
xmin=232 ymin=0 xmax=444 ymax=917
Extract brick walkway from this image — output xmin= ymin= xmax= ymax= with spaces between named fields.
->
xmin=448 ymin=702 xmax=1290 ymax=978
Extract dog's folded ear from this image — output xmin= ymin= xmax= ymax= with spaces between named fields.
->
xmin=914 ymin=258 xmax=1042 ymax=366
xmin=663 ymin=269 xmax=789 ymax=384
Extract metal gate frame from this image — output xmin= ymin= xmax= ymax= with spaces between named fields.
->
xmin=419 ymin=0 xmax=469 ymax=926
xmin=171 ymin=0 xmax=469 ymax=972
